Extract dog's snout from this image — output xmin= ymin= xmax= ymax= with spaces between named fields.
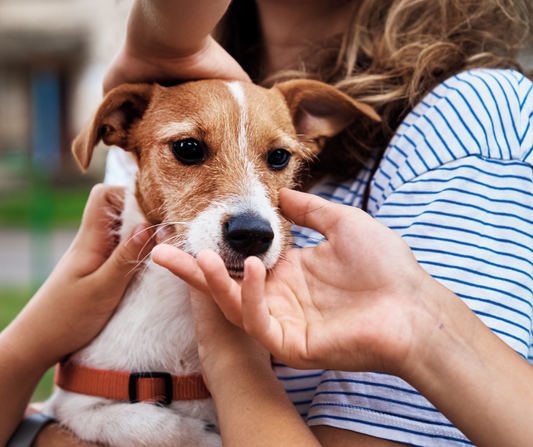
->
xmin=224 ymin=214 xmax=274 ymax=257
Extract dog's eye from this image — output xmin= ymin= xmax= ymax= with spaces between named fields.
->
xmin=171 ymin=138 xmax=206 ymax=165
xmin=267 ymin=149 xmax=291 ymax=171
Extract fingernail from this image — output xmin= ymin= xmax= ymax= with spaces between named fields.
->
xmin=243 ymin=258 xmax=251 ymax=280
xmin=132 ymin=224 xmax=149 ymax=244
xmin=155 ymin=225 xmax=172 ymax=244
xmin=151 ymin=245 xmax=163 ymax=265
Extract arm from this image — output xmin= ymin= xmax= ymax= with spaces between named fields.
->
xmin=183 ymin=287 xmax=321 ymax=447
xmin=153 ymin=188 xmax=533 ymax=447
xmin=103 ymin=0 xmax=249 ymax=93
xmin=0 ymin=184 xmax=154 ymax=446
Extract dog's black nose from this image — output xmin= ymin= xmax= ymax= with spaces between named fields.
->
xmin=224 ymin=214 xmax=274 ymax=257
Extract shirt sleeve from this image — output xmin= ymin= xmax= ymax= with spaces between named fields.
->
xmin=306 ymin=69 xmax=533 ymax=447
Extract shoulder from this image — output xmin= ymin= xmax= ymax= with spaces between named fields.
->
xmin=367 ymin=69 xmax=533 ymax=215
xmin=429 ymin=70 xmax=532 ymax=160
xmin=365 ymin=70 xmax=533 ymax=360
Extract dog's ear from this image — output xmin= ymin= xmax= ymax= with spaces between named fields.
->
xmin=72 ymin=84 xmax=154 ymax=172
xmin=275 ymin=80 xmax=381 ymax=154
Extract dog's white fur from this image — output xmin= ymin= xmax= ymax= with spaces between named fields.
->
xmin=44 ymin=82 xmax=288 ymax=447
xmin=44 ymin=186 xmax=222 ymax=447
xmin=44 ymin=160 xmax=285 ymax=447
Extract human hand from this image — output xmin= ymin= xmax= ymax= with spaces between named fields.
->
xmin=187 ymin=288 xmax=271 ymax=392
xmin=153 ymin=188 xmax=439 ymax=377
xmin=5 ymin=184 xmax=154 ymax=370
xmin=104 ymin=34 xmax=250 ymax=94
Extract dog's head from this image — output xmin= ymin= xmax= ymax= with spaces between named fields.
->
xmin=73 ymin=79 xmax=379 ymax=276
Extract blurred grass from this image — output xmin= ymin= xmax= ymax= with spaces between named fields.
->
xmin=0 ymin=187 xmax=91 ymax=228
xmin=0 ymin=287 xmax=55 ymax=402
xmin=0 ymin=185 xmax=90 ymax=402
xmin=0 ymin=161 xmax=94 ymax=402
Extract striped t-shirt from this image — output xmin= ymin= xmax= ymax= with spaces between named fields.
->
xmin=276 ymin=68 xmax=533 ymax=446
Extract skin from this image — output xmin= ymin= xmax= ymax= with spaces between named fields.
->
xmin=103 ymin=0 xmax=250 ymax=94
xmin=0 ymin=185 xmax=154 ymax=446
xmin=103 ymin=0 xmax=356 ymax=93
xmin=254 ymin=0 xmax=358 ymax=76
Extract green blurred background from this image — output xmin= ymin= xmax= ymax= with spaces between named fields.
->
xmin=0 ymin=0 xmax=135 ymax=403
xmin=0 ymin=183 xmax=92 ymax=401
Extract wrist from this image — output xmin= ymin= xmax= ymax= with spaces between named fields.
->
xmin=126 ymin=32 xmax=211 ymax=63
xmin=397 ymin=271 xmax=480 ymax=391
xmin=200 ymin=336 xmax=272 ymax=396
xmin=2 ymin=290 xmax=70 ymax=371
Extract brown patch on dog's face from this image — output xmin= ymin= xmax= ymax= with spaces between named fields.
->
xmin=73 ymin=79 xmax=380 ymax=274
xmin=127 ymin=81 xmax=310 ymax=273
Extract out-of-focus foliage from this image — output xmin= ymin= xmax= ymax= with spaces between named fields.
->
xmin=0 ymin=287 xmax=55 ymax=402
xmin=0 ymin=188 xmax=90 ymax=228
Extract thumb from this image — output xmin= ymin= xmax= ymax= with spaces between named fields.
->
xmin=279 ymin=188 xmax=353 ymax=238
xmin=93 ymin=223 xmax=154 ymax=292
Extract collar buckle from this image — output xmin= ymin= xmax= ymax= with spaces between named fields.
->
xmin=128 ymin=372 xmax=173 ymax=405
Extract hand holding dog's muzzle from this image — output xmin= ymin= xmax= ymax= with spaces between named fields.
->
xmin=154 ymin=188 xmax=435 ymax=379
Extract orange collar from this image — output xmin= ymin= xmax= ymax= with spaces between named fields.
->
xmin=54 ymin=361 xmax=210 ymax=405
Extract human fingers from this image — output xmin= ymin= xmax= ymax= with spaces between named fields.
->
xmin=78 ymin=184 xmax=124 ymax=232
xmin=91 ymin=222 xmax=154 ymax=294
xmin=196 ymin=250 xmax=244 ymax=327
xmin=103 ymin=47 xmax=131 ymax=95
xmin=151 ymin=244 xmax=211 ymax=295
xmin=241 ymin=257 xmax=269 ymax=336
xmin=203 ymin=38 xmax=251 ymax=82
xmin=279 ymin=188 xmax=366 ymax=239
xmin=103 ymin=37 xmax=250 ymax=94
xmin=73 ymin=184 xmax=125 ymax=260
xmin=241 ymin=257 xmax=284 ymax=353
xmin=189 ymin=287 xmax=224 ymax=321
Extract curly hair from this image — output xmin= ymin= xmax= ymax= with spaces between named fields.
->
xmin=216 ymin=0 xmax=533 ymax=185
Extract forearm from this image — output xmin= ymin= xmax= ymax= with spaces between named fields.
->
xmin=406 ymin=277 xmax=533 ymax=447
xmin=207 ymin=347 xmax=320 ymax=446
xmin=0 ymin=328 xmax=50 ymax=445
xmin=126 ymin=0 xmax=232 ymax=58
xmin=104 ymin=0 xmax=247 ymax=93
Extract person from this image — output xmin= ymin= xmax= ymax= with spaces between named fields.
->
xmin=4 ymin=0 xmax=533 ymax=446
xmin=0 ymin=185 xmax=155 ymax=446
xmin=106 ymin=1 xmax=533 ymax=446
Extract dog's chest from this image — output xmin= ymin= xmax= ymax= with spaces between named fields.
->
xmin=70 ymin=191 xmax=200 ymax=376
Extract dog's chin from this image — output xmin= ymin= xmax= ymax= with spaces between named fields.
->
xmin=221 ymin=255 xmax=248 ymax=278
xmin=222 ymin=253 xmax=279 ymax=279
xmin=227 ymin=268 xmax=244 ymax=279
xmin=218 ymin=250 xmax=247 ymax=279
xmin=219 ymin=251 xmax=277 ymax=279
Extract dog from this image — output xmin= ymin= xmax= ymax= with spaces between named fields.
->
xmin=43 ymin=78 xmax=380 ymax=446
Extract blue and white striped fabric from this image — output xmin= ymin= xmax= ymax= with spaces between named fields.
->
xmin=276 ymin=69 xmax=533 ymax=446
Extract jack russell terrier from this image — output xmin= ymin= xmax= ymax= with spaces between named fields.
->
xmin=43 ymin=79 xmax=380 ymax=446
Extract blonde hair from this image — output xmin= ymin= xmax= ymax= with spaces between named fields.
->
xmin=217 ymin=0 xmax=533 ymax=183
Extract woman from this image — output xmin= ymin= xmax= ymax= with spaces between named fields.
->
xmin=109 ymin=1 xmax=533 ymax=445
xmin=5 ymin=0 xmax=533 ymax=445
